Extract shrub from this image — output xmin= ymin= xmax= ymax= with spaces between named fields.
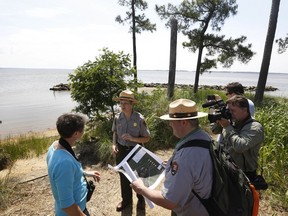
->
xmin=69 ymin=48 xmax=138 ymax=119
xmin=0 ymin=152 xmax=12 ymax=171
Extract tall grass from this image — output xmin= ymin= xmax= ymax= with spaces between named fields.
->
xmin=0 ymin=88 xmax=287 ymax=211
xmin=255 ymin=97 xmax=288 ymax=208
xmin=135 ymin=88 xmax=288 ymax=209
xmin=0 ymin=135 xmax=57 ymax=162
xmin=0 ymin=134 xmax=58 ymax=210
xmin=77 ymin=118 xmax=115 ymax=166
xmin=0 ymin=176 xmax=14 ymax=210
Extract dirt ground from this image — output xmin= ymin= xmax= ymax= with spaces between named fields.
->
xmin=0 ymin=149 xmax=286 ymax=216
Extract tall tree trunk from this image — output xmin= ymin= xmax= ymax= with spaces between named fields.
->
xmin=255 ymin=0 xmax=281 ymax=103
xmin=193 ymin=44 xmax=204 ymax=93
xmin=132 ymin=0 xmax=137 ymax=81
xmin=168 ymin=18 xmax=178 ymax=99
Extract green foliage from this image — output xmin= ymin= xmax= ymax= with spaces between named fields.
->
xmin=276 ymin=33 xmax=288 ymax=54
xmin=135 ymin=88 xmax=169 ymax=117
xmin=0 ymin=136 xmax=56 ymax=162
xmin=1 ymin=88 xmax=287 ymax=211
xmin=85 ymin=88 xmax=288 ymax=209
xmin=116 ymin=0 xmax=156 ymax=78
xmin=255 ymin=99 xmax=288 ymax=208
xmin=0 ymin=135 xmax=56 ymax=210
xmin=156 ymin=0 xmax=255 ymax=92
xmin=68 ymin=48 xmax=137 ymax=119
xmin=76 ymin=117 xmax=116 ymax=167
xmin=135 ymin=88 xmax=174 ymax=150
xmin=134 ymin=87 xmax=215 ymax=150
xmin=116 ymin=0 xmax=156 ymax=33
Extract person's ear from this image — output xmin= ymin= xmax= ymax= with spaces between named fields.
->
xmin=73 ymin=130 xmax=83 ymax=138
xmin=181 ymin=120 xmax=187 ymax=126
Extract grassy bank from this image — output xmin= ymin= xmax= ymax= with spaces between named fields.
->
xmin=0 ymin=87 xmax=287 ymax=211
xmin=0 ymin=133 xmax=58 ymax=209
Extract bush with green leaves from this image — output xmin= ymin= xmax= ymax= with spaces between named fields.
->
xmin=135 ymin=88 xmax=174 ymax=150
xmin=87 ymin=89 xmax=288 ymax=209
xmin=77 ymin=117 xmax=115 ymax=166
xmin=68 ymin=48 xmax=138 ymax=120
xmin=1 ymin=88 xmax=287 ymax=211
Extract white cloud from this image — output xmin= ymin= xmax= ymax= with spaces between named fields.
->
xmin=24 ymin=7 xmax=71 ymax=19
xmin=0 ymin=0 xmax=287 ymax=72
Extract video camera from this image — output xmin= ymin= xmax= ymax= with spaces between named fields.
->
xmin=202 ymin=94 xmax=231 ymax=123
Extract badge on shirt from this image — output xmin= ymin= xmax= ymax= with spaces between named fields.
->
xmin=133 ymin=122 xmax=138 ymax=127
xmin=171 ymin=161 xmax=179 ymax=176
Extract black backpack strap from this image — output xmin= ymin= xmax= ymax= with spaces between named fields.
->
xmin=177 ymin=139 xmax=213 ymax=213
xmin=177 ymin=139 xmax=211 ymax=151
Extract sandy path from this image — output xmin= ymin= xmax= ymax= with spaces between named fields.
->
xmin=0 ymin=150 xmax=172 ymax=216
xmin=0 ymin=150 xmax=286 ymax=216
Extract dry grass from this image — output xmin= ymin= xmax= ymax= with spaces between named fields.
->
xmin=0 ymin=149 xmax=287 ymax=216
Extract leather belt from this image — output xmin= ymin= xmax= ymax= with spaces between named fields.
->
xmin=117 ymin=143 xmax=135 ymax=151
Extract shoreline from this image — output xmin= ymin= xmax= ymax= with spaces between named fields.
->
xmin=0 ymin=128 xmax=58 ymax=141
xmin=142 ymin=83 xmax=278 ymax=92
xmin=51 ymin=82 xmax=279 ymax=92
xmin=0 ymin=85 xmax=281 ymax=141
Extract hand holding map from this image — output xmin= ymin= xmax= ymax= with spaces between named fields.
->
xmin=108 ymin=144 xmax=166 ymax=208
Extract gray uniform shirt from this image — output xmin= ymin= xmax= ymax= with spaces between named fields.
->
xmin=163 ymin=128 xmax=213 ymax=216
xmin=112 ymin=110 xmax=150 ymax=147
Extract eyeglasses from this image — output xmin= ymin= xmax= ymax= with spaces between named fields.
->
xmin=119 ymin=101 xmax=131 ymax=106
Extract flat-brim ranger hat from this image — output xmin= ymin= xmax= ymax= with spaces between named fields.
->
xmin=160 ymin=99 xmax=207 ymax=120
xmin=112 ymin=90 xmax=138 ymax=104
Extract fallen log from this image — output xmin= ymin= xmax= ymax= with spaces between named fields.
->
xmin=49 ymin=83 xmax=70 ymax=91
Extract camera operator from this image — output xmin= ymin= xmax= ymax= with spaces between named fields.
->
xmin=225 ymin=82 xmax=255 ymax=117
xmin=217 ymin=95 xmax=264 ymax=182
xmin=212 ymin=82 xmax=255 ymax=143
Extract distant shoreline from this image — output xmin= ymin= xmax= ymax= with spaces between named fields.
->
xmin=0 ymin=128 xmax=58 ymax=141
xmin=0 ymin=83 xmax=279 ymax=140
xmin=142 ymin=83 xmax=278 ymax=92
xmin=2 ymin=69 xmax=285 ymax=141
xmin=51 ymin=82 xmax=278 ymax=92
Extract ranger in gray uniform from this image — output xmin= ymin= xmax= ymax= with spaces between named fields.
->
xmin=131 ymin=99 xmax=213 ymax=216
xmin=112 ymin=90 xmax=150 ymax=212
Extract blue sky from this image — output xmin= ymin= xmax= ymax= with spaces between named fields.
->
xmin=0 ymin=0 xmax=287 ymax=73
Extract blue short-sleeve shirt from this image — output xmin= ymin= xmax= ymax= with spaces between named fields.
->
xmin=46 ymin=143 xmax=87 ymax=216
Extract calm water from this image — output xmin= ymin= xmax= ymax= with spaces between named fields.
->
xmin=0 ymin=68 xmax=287 ymax=139
xmin=138 ymin=70 xmax=288 ymax=98
xmin=0 ymin=68 xmax=77 ymax=139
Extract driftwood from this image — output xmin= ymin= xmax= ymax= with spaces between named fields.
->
xmin=49 ymin=83 xmax=70 ymax=91
xmin=18 ymin=174 xmax=48 ymax=184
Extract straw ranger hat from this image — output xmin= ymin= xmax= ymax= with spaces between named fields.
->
xmin=160 ymin=99 xmax=208 ymax=120
xmin=112 ymin=90 xmax=138 ymax=104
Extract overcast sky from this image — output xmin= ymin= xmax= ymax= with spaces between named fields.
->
xmin=0 ymin=0 xmax=287 ymax=73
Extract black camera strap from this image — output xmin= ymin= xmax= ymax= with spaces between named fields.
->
xmin=58 ymin=137 xmax=91 ymax=186
xmin=59 ymin=137 xmax=78 ymax=161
